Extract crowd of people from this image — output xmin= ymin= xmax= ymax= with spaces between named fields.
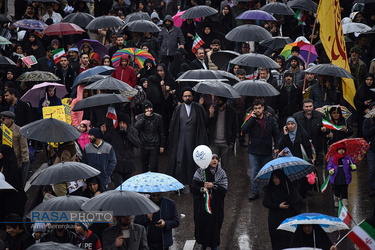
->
xmin=0 ymin=0 xmax=375 ymax=249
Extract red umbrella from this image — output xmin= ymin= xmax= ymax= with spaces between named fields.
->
xmin=42 ymin=23 xmax=85 ymax=35
xmin=325 ymin=138 xmax=370 ymax=163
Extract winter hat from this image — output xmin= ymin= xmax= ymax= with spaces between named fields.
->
xmin=0 ymin=111 xmax=15 ymax=120
xmin=142 ymin=100 xmax=153 ymax=110
xmin=118 ymin=113 xmax=130 ymax=125
xmin=351 ymin=45 xmax=361 ymax=55
xmin=86 ymin=176 xmax=99 ymax=185
xmin=80 ymin=120 xmax=91 ymax=129
xmin=88 ymin=127 xmax=102 ymax=139
xmin=33 ymin=222 xmax=46 ymax=233
xmin=78 ymin=222 xmax=90 ymax=231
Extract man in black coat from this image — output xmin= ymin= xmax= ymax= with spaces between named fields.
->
xmin=108 ymin=34 xmax=126 ymax=58
xmin=4 ymin=88 xmax=33 ymax=127
xmin=36 ymin=45 xmax=55 ymax=73
xmin=190 ymin=47 xmax=209 ymax=70
xmin=4 ymin=213 xmax=35 ymax=250
xmin=207 ymin=96 xmax=237 ymax=171
xmin=55 ymin=56 xmax=76 ymax=97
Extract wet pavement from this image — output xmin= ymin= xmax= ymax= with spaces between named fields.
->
xmin=26 ymin=141 xmax=374 ymax=250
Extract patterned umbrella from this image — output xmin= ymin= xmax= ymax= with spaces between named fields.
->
xmin=116 ymin=172 xmax=184 ymax=193
xmin=0 ymin=36 xmax=11 ymax=45
xmin=17 ymin=71 xmax=60 ymax=82
xmin=13 ymin=19 xmax=48 ymax=30
xmin=111 ymin=48 xmax=155 ymax=68
xmin=280 ymin=41 xmax=318 ymax=65
xmin=325 ymin=138 xmax=370 ymax=163
xmin=254 ymin=156 xmax=315 ymax=186
xmin=42 ymin=23 xmax=85 ymax=35
xmin=316 ymin=105 xmax=352 ymax=120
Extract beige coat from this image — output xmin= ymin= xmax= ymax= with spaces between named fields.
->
xmin=7 ymin=123 xmax=29 ymax=168
xmin=207 ymin=50 xmax=219 ymax=70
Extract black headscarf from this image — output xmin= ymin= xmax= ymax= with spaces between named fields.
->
xmin=170 ymin=52 xmax=187 ymax=79
xmin=0 ymin=144 xmax=23 ymax=191
xmin=82 ymin=176 xmax=104 ymax=198
xmin=290 ymin=224 xmax=333 ymax=250
xmin=354 ymin=73 xmax=375 ymax=112
xmin=138 ymin=58 xmax=156 ymax=80
xmin=156 ymin=63 xmax=175 ymax=89
xmin=146 ymin=75 xmax=162 ymax=106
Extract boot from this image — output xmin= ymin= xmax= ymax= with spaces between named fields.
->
xmin=342 ymin=198 xmax=349 ymax=207
xmin=334 ymin=196 xmax=339 ymax=207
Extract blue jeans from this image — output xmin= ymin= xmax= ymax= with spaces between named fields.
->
xmin=367 ymin=150 xmax=375 ymax=190
xmin=249 ymin=153 xmax=272 ymax=195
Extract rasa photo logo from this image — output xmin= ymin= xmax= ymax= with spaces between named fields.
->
xmin=195 ymin=150 xmax=206 ymax=161
xmin=30 ymin=211 xmax=113 ymax=223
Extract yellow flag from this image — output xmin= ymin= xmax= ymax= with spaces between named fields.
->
xmin=2 ymin=125 xmax=12 ymax=147
xmin=317 ymin=0 xmax=356 ymax=108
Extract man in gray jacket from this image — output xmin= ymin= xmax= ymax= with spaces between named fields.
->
xmin=157 ymin=15 xmax=185 ymax=66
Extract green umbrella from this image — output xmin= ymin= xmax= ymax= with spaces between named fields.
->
xmin=16 ymin=71 xmax=60 ymax=82
xmin=0 ymin=36 xmax=11 ymax=45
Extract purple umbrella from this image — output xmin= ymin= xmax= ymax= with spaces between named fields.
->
xmin=236 ymin=10 xmax=276 ymax=21
xmin=75 ymin=39 xmax=109 ymax=60
xmin=21 ymin=82 xmax=67 ymax=107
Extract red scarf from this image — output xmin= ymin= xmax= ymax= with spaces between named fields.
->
xmin=332 ymin=152 xmax=347 ymax=166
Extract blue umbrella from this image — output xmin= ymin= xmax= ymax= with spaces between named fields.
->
xmin=13 ymin=19 xmax=48 ymax=30
xmin=254 ymin=156 xmax=314 ymax=186
xmin=236 ymin=10 xmax=276 ymax=21
xmin=116 ymin=172 xmax=184 ymax=193
xmin=277 ymin=213 xmax=349 ymax=233
xmin=72 ymin=66 xmax=115 ymax=87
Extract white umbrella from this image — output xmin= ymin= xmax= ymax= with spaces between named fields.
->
xmin=0 ymin=172 xmax=17 ymax=191
xmin=342 ymin=23 xmax=371 ymax=34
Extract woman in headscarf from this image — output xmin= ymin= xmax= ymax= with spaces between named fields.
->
xmin=191 ymin=154 xmax=228 ymax=250
xmin=354 ymin=73 xmax=375 ymax=137
xmin=290 ymin=224 xmax=336 ymax=250
xmin=82 ymin=176 xmax=104 ymax=198
xmin=199 ymin=24 xmax=215 ymax=52
xmin=0 ymin=90 xmax=5 ymax=112
xmin=327 ymin=106 xmax=353 ymax=147
xmin=37 ymin=85 xmax=62 ymax=117
xmin=219 ymin=5 xmax=236 ymax=32
xmin=137 ymin=58 xmax=156 ymax=81
xmin=263 ymin=169 xmax=303 ymax=250
xmin=146 ymin=75 xmax=163 ymax=115
xmin=180 ymin=19 xmax=197 ymax=60
xmin=23 ymin=33 xmax=45 ymax=59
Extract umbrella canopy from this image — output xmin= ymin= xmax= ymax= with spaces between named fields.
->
xmin=180 ymin=5 xmax=218 ymax=19
xmin=13 ymin=19 xmax=48 ymax=30
xmin=124 ymin=12 xmax=151 ymax=23
xmin=62 ymin=12 xmax=94 ymax=28
xmin=287 ymin=0 xmax=318 ymax=13
xmin=236 ymin=10 xmax=276 ymax=21
xmin=126 ymin=20 xmax=161 ymax=33
xmin=17 ymin=71 xmax=60 ymax=82
xmin=0 ymin=16 xmax=11 ymax=23
xmin=0 ymin=172 xmax=16 ymax=191
xmin=233 ymin=80 xmax=280 ymax=97
xmin=192 ymin=80 xmax=241 ymax=99
xmin=30 ymin=195 xmax=89 ymax=213
xmin=316 ymin=105 xmax=352 ymax=120
xmin=216 ymin=70 xmax=241 ymax=85
xmin=73 ymin=66 xmax=115 ymax=87
xmin=0 ymin=36 xmax=11 ymax=45
xmin=26 ymin=242 xmax=82 ymax=250
xmin=20 ymin=118 xmax=81 ymax=142
xmin=72 ymin=94 xmax=130 ymax=111
xmin=86 ymin=16 xmax=124 ymax=30
xmin=280 ymin=41 xmax=318 ymax=65
xmin=304 ymin=63 xmax=353 ymax=79
xmin=0 ymin=56 xmax=16 ymax=66
xmin=173 ymin=10 xmax=201 ymax=27
xmin=42 ymin=23 xmax=85 ymax=35
xmin=75 ymin=39 xmax=108 ymax=60
xmin=260 ymin=36 xmax=293 ymax=50
xmin=254 ymin=156 xmax=315 ymax=186
xmin=260 ymin=2 xmax=295 ymax=15
xmin=229 ymin=53 xmax=280 ymax=68
xmin=84 ymin=76 xmax=138 ymax=95
xmin=342 ymin=22 xmax=371 ymax=34
xmin=278 ymin=213 xmax=349 ymax=233
xmin=20 ymin=82 xmax=68 ymax=108
xmin=210 ymin=50 xmax=240 ymax=70
xmin=325 ymin=138 xmax=370 ymax=163
xmin=112 ymin=48 xmax=155 ymax=69
xmin=81 ymin=190 xmax=160 ymax=216
xmin=76 ymin=74 xmax=109 ymax=86
xmin=31 ymin=162 xmax=100 ymax=185
xmin=225 ymin=24 xmax=272 ymax=42
xmin=116 ymin=172 xmax=184 ymax=193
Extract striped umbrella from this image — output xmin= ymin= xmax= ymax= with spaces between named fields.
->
xmin=111 ymin=48 xmax=155 ymax=68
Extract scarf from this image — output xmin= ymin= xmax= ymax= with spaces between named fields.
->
xmin=286 ymin=117 xmax=298 ymax=143
xmin=193 ymin=167 xmax=228 ymax=190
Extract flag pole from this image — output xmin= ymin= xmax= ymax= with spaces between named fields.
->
xmin=302 ymin=15 xmax=318 ymax=94
xmin=335 ymin=219 xmax=365 ymax=247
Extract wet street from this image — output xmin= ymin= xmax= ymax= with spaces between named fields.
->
xmin=27 ymin=140 xmax=374 ymax=250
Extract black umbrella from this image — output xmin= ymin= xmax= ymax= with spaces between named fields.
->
xmin=32 ymin=0 xmax=59 ymax=3
xmin=176 ymin=69 xmax=239 ymax=85
xmin=0 ymin=15 xmax=11 ymax=23
xmin=86 ymin=16 xmax=124 ymax=30
xmin=211 ymin=50 xmax=240 ymax=70
xmin=192 ymin=80 xmax=240 ymax=99
xmin=85 ymin=76 xmax=138 ymax=95
xmin=26 ymin=242 xmax=82 ymax=250
xmin=216 ymin=70 xmax=241 ymax=85
xmin=20 ymin=118 xmax=81 ymax=142
xmin=233 ymin=80 xmax=280 ymax=97
xmin=124 ymin=12 xmax=151 ymax=23
xmin=304 ymin=63 xmax=354 ymax=79
xmin=125 ymin=20 xmax=161 ymax=33
xmin=230 ymin=53 xmax=280 ymax=69
xmin=353 ymin=0 xmax=375 ymax=3
xmin=29 ymin=195 xmax=89 ymax=213
xmin=31 ymin=162 xmax=100 ymax=185
xmin=287 ymin=0 xmax=318 ymax=13
xmin=62 ymin=12 xmax=94 ymax=28
xmin=180 ymin=5 xmax=218 ymax=19
xmin=76 ymin=74 xmax=109 ymax=85
xmin=259 ymin=36 xmax=293 ymax=50
xmin=260 ymin=2 xmax=295 ymax=15
xmin=225 ymin=24 xmax=272 ymax=42
xmin=72 ymin=94 xmax=130 ymax=111
xmin=81 ymin=190 xmax=160 ymax=216
xmin=0 ymin=56 xmax=16 ymax=67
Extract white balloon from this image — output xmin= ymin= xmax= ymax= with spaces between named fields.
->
xmin=193 ymin=145 xmax=212 ymax=169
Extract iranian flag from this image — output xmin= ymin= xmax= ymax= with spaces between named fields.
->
xmin=192 ymin=33 xmax=204 ymax=54
xmin=106 ymin=104 xmax=118 ymax=129
xmin=320 ymin=176 xmax=329 ymax=193
xmin=322 ymin=109 xmax=343 ymax=130
xmin=294 ymin=9 xmax=307 ymax=25
xmin=348 ymin=221 xmax=375 ymax=250
xmin=21 ymin=55 xmax=38 ymax=67
xmin=338 ymin=199 xmax=352 ymax=226
xmin=53 ymin=48 xmax=66 ymax=64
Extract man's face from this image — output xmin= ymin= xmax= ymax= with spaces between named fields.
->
xmin=4 ymin=92 xmax=14 ymax=103
xmin=237 ymin=74 xmax=246 ymax=81
xmin=196 ymin=49 xmax=205 ymax=60
xmin=46 ymin=6 xmax=53 ymax=14
xmin=165 ymin=20 xmax=172 ymax=27
xmin=358 ymin=37 xmax=367 ymax=47
xmin=276 ymin=58 xmax=283 ymax=67
xmin=46 ymin=50 xmax=53 ymax=59
xmin=259 ymin=70 xmax=268 ymax=80
xmin=81 ymin=55 xmax=89 ymax=66
xmin=145 ymin=107 xmax=153 ymax=114
xmin=290 ymin=59 xmax=298 ymax=69
xmin=182 ymin=91 xmax=193 ymax=105
xmin=211 ymin=44 xmax=220 ymax=52
xmin=1 ymin=116 xmax=12 ymax=127
xmin=6 ymin=226 xmax=20 ymax=237
xmin=119 ymin=121 xmax=127 ymax=131
xmin=117 ymin=37 xmax=124 ymax=46
xmin=285 ymin=75 xmax=293 ymax=84
xmin=119 ymin=216 xmax=131 ymax=227
xmin=60 ymin=57 xmax=68 ymax=68
xmin=306 ymin=73 xmax=315 ymax=81
xmin=303 ymin=102 xmax=314 ymax=115
xmin=26 ymin=6 xmax=33 ymax=14
xmin=253 ymin=104 xmax=264 ymax=117
xmin=70 ymin=51 xmax=78 ymax=59
xmin=118 ymin=0 xmax=124 ymax=5
xmin=351 ymin=51 xmax=358 ymax=60
xmin=88 ymin=134 xmax=96 ymax=143
xmin=291 ymin=51 xmax=299 ymax=57
xmin=150 ymin=193 xmax=162 ymax=203
xmin=242 ymin=44 xmax=250 ymax=53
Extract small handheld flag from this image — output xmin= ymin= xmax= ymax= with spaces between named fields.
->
xmin=192 ymin=33 xmax=204 ymax=54
xmin=204 ymin=189 xmax=212 ymax=214
xmin=53 ymin=48 xmax=66 ymax=64
xmin=106 ymin=104 xmax=118 ymax=129
xmin=322 ymin=109 xmax=343 ymax=130
xmin=338 ymin=199 xmax=352 ymax=227
xmin=320 ymin=176 xmax=329 ymax=193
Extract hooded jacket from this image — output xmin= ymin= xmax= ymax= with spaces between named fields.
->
xmin=157 ymin=15 xmax=185 ymax=56
xmin=112 ymin=54 xmax=137 ymax=87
